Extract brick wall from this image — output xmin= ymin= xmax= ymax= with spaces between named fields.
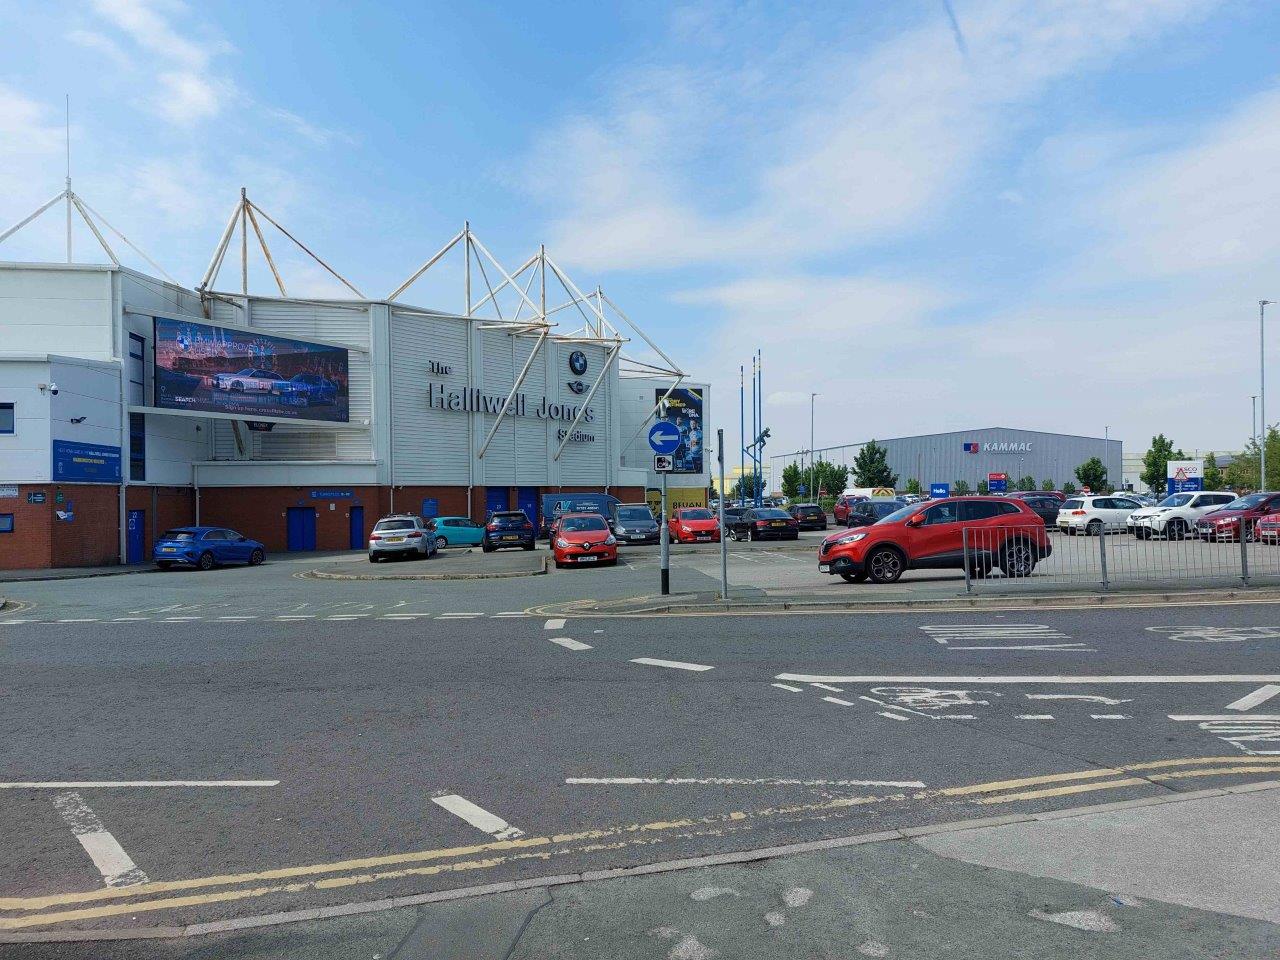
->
xmin=126 ymin=486 xmax=196 ymax=558
xmin=0 ymin=487 xmax=55 ymax=569
xmin=198 ymin=486 xmax=382 ymax=553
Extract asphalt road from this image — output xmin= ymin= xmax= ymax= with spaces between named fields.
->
xmin=2 ymin=562 xmax=1280 ymax=948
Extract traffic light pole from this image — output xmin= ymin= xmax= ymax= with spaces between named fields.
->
xmin=659 ymin=470 xmax=670 ymax=595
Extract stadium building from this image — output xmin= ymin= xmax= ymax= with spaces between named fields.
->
xmin=0 ymin=188 xmax=707 ymax=568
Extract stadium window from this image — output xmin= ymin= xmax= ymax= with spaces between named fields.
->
xmin=0 ymin=403 xmax=13 ymax=434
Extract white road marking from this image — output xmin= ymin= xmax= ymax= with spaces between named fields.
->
xmin=1090 ymin=714 xmax=1131 ymax=720
xmin=110 ymin=617 xmax=149 ymax=622
xmin=217 ymin=616 xmax=256 ymax=621
xmin=1016 ymin=714 xmax=1055 ymax=720
xmin=778 ymin=674 xmax=1280 ymax=684
xmin=2 ymin=780 xmax=278 ymax=789
xmin=430 ymin=794 xmax=524 ymax=840
xmin=1168 ymin=714 xmax=1280 ymax=721
xmin=771 ymin=683 xmax=803 ymax=692
xmin=550 ymin=637 xmax=593 ymax=651
xmin=1226 ymin=684 xmax=1280 ymax=712
xmin=0 ymin=619 xmax=35 ymax=624
xmin=822 ymin=696 xmax=856 ymax=706
xmin=544 ymin=618 xmax=567 ymax=630
xmin=53 ymin=792 xmax=149 ymax=888
xmin=949 ymin=643 xmax=1094 ymax=651
xmin=630 ymin=657 xmax=714 ymax=672
xmin=810 ymin=683 xmax=844 ymax=693
xmin=1027 ymin=694 xmax=1132 ymax=705
xmin=57 ymin=619 xmax=99 ymax=623
xmin=1190 ymin=719 xmax=1280 ymax=755
xmin=493 ymin=612 xmax=527 ymax=617
xmin=327 ymin=616 xmax=364 ymax=621
xmin=920 ymin=624 xmax=1071 ymax=645
xmin=565 ymin=777 xmax=925 ymax=788
xmin=160 ymin=617 xmax=202 ymax=622
xmin=878 ymin=712 xmax=909 ymax=721
xmin=275 ymin=615 xmax=315 ymax=620
xmin=858 ymin=695 xmax=938 ymax=720
xmin=438 ymin=613 xmax=482 ymax=619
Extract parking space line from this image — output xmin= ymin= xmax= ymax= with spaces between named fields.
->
xmin=822 ymin=696 xmax=856 ymax=706
xmin=771 ymin=683 xmax=802 ymax=692
xmin=878 ymin=711 xmax=909 ymax=721
xmin=1168 ymin=714 xmax=1280 ymax=721
xmin=544 ymin=619 xmax=567 ymax=630
xmin=2 ymin=780 xmax=279 ymax=789
xmin=810 ymin=683 xmax=844 ymax=693
xmin=53 ymin=792 xmax=149 ymax=888
xmin=549 ymin=637 xmax=592 ymax=651
xmin=1016 ymin=714 xmax=1055 ymax=720
xmin=56 ymin=619 xmax=99 ymax=623
xmin=630 ymin=657 xmax=714 ymax=672
xmin=1090 ymin=714 xmax=1131 ymax=720
xmin=430 ymin=794 xmax=524 ymax=840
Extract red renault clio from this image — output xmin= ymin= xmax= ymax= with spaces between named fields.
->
xmin=818 ymin=496 xmax=1051 ymax=583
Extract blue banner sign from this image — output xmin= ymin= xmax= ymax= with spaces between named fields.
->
xmin=52 ymin=440 xmax=121 ymax=482
xmin=930 ymin=483 xmax=950 ymax=499
xmin=310 ymin=489 xmax=354 ymax=500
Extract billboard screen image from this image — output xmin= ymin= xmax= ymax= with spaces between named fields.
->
xmin=655 ymin=387 xmax=704 ymax=474
xmin=153 ymin=317 xmax=350 ymax=422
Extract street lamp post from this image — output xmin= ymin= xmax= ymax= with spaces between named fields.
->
xmin=809 ymin=393 xmax=818 ymax=503
xmin=1253 ymin=396 xmax=1258 ymax=456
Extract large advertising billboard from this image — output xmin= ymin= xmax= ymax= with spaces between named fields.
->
xmin=655 ymin=387 xmax=704 ymax=474
xmin=153 ymin=317 xmax=349 ymax=422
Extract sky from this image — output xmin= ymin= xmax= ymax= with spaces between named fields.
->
xmin=2 ymin=0 xmax=1279 ymax=466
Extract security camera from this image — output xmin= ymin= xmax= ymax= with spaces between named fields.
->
xmin=48 ymin=383 xmax=59 ymax=396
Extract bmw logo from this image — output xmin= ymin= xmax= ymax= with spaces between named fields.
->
xmin=568 ymin=350 xmax=588 ymax=376
xmin=567 ymin=380 xmax=587 ymax=395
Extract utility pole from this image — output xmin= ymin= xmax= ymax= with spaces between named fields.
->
xmin=717 ymin=429 xmax=728 ymax=600
xmin=810 ymin=393 xmax=818 ymax=502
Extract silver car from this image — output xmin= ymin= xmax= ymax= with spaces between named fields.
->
xmin=369 ymin=515 xmax=438 ymax=562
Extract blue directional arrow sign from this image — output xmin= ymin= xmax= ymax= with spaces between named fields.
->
xmin=648 ymin=420 xmax=681 ymax=455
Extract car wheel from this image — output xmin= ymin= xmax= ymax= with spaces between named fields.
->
xmin=840 ymin=572 xmax=868 ymax=583
xmin=523 ymin=542 xmax=534 ymax=551
xmin=865 ymin=546 xmax=904 ymax=584
xmin=482 ymin=543 xmax=494 ymax=553
xmin=369 ymin=554 xmax=379 ymax=563
xmin=197 ymin=551 xmax=215 ymax=571
xmin=1166 ymin=519 xmax=1186 ymax=541
xmin=1086 ymin=520 xmax=1102 ymax=537
xmin=249 ymin=548 xmax=264 ymax=566
xmin=435 ymin=536 xmax=448 ymax=549
xmin=999 ymin=539 xmax=1036 ymax=578
xmin=747 ymin=527 xmax=756 ymax=542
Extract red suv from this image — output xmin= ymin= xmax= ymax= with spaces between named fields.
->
xmin=818 ymin=497 xmax=1051 ymax=583
xmin=832 ymin=494 xmax=867 ymax=525
xmin=1195 ymin=492 xmax=1280 ymax=542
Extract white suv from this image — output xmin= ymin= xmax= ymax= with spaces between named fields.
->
xmin=1127 ymin=491 xmax=1237 ymax=540
xmin=1057 ymin=495 xmax=1145 ymax=535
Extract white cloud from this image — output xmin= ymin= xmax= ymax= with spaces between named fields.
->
xmin=155 ymin=71 xmax=227 ymax=125
xmin=89 ymin=0 xmax=227 ymax=68
xmin=66 ymin=29 xmax=132 ymax=69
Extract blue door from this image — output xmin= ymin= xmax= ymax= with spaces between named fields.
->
xmin=485 ymin=487 xmax=510 ymax=518
xmin=349 ymin=505 xmax=364 ymax=550
xmin=517 ymin=487 xmax=539 ymax=526
xmin=126 ymin=509 xmax=145 ymax=564
xmin=286 ymin=507 xmax=317 ymax=551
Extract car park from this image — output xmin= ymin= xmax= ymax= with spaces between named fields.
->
xmin=1195 ymin=492 xmax=1280 ymax=541
xmin=727 ymin=507 xmax=800 ymax=541
xmin=609 ymin=503 xmax=660 ymax=544
xmin=668 ymin=507 xmax=721 ymax=543
xmin=1127 ymin=491 xmax=1236 ymax=540
xmin=551 ymin=513 xmax=618 ymax=567
xmin=368 ymin=515 xmax=438 ymax=562
xmin=788 ymin=503 xmax=828 ymax=531
xmin=842 ymin=498 xmax=902 ymax=528
xmin=482 ymin=510 xmax=536 ymax=551
xmin=1055 ymin=494 xmax=1144 ymax=535
xmin=430 ymin=515 xmax=485 ymax=548
xmin=819 ymin=497 xmax=1050 ymax=584
xmin=154 ymin=526 xmax=266 ymax=570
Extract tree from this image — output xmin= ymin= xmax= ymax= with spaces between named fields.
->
xmin=781 ymin=462 xmax=802 ymax=499
xmin=1017 ymin=474 xmax=1036 ymax=491
xmin=731 ymin=474 xmax=762 ymax=501
xmin=1140 ymin=434 xmax=1187 ymax=496
xmin=1062 ymin=481 xmax=1077 ymax=496
xmin=1225 ymin=427 xmax=1280 ymax=491
xmin=1074 ymin=457 xmax=1108 ymax=492
xmin=1041 ymin=479 xmax=1055 ymax=491
xmin=953 ymin=479 xmax=971 ymax=495
xmin=812 ymin=459 xmax=849 ymax=498
xmin=852 ymin=440 xmax=898 ymax=488
xmin=1203 ymin=452 xmax=1223 ymax=491
xmin=708 ymin=476 xmax=717 ymax=497
xmin=977 ymin=479 xmax=989 ymax=495
xmin=904 ymin=478 xmax=923 ymax=496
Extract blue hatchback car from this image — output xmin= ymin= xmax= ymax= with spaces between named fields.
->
xmin=153 ymin=527 xmax=266 ymax=571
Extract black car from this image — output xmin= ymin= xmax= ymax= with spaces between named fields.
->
xmin=726 ymin=507 xmax=800 ymax=541
xmin=482 ymin=510 xmax=536 ymax=551
xmin=1015 ymin=495 xmax=1060 ymax=526
xmin=788 ymin=503 xmax=828 ymax=530
xmin=843 ymin=499 xmax=902 ymax=528
xmin=609 ymin=503 xmax=660 ymax=544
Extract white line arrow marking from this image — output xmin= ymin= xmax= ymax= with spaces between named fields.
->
xmin=1226 ymin=684 xmax=1280 ymax=712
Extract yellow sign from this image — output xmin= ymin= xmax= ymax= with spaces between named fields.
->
xmin=646 ymin=486 xmax=708 ymax=515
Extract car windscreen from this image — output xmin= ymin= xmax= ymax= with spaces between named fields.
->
xmin=753 ymin=509 xmax=791 ymax=519
xmin=1062 ymin=499 xmax=1083 ymax=509
xmin=1223 ymin=494 xmax=1267 ymax=510
xmin=1159 ymin=494 xmax=1193 ymax=507
xmin=159 ymin=530 xmax=195 ymax=541
xmin=491 ymin=513 xmax=529 ymax=524
xmin=793 ymin=506 xmax=822 ymax=515
xmin=616 ymin=508 xmax=653 ymax=521
xmin=871 ymin=502 xmax=901 ymax=517
xmin=680 ymin=509 xmax=714 ymax=520
xmin=562 ymin=517 xmax=608 ymax=532
xmin=374 ymin=519 xmax=416 ymax=531
xmin=878 ymin=505 xmax=919 ymax=524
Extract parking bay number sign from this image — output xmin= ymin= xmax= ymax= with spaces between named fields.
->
xmin=648 ymin=420 xmax=681 ymax=455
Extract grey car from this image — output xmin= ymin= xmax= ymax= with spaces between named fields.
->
xmin=368 ymin=515 xmax=438 ymax=562
xmin=609 ymin=503 xmax=661 ymax=544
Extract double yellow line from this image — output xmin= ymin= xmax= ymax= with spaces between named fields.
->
xmin=3 ymin=756 xmax=1276 ymax=931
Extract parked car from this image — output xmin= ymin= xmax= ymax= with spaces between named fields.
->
xmin=726 ymin=507 xmax=799 ymax=541
xmin=1009 ymin=490 xmax=1067 ymax=503
xmin=819 ymin=497 xmax=1051 ymax=584
xmin=1258 ymin=513 xmax=1280 ymax=544
xmin=669 ymin=507 xmax=721 ymax=543
xmin=1195 ymin=492 xmax=1280 ymax=542
xmin=1056 ymin=495 xmax=1144 ymax=535
xmin=788 ymin=503 xmax=828 ymax=531
xmin=154 ymin=526 xmax=266 ymax=570
xmin=1127 ymin=491 xmax=1237 ymax=540
xmin=551 ymin=513 xmax=617 ymax=567
xmin=369 ymin=515 xmax=439 ymax=561
xmin=833 ymin=494 xmax=868 ymax=524
xmin=721 ymin=506 xmax=749 ymax=528
xmin=482 ymin=510 xmax=536 ymax=551
xmin=540 ymin=493 xmax=620 ymax=538
xmin=430 ymin=516 xmax=485 ymax=548
xmin=271 ymin=372 xmax=338 ymax=406
xmin=843 ymin=498 xmax=902 ymax=528
xmin=609 ymin=503 xmax=660 ymax=544
xmin=1016 ymin=494 xmax=1062 ymax=526
xmin=211 ymin=368 xmax=286 ymax=393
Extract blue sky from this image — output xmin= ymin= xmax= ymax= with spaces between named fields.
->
xmin=2 ymin=0 xmax=1279 ymax=466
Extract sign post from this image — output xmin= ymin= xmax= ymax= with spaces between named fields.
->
xmin=717 ymin=429 xmax=728 ymax=600
xmin=1167 ymin=459 xmax=1204 ymax=495
xmin=650 ymin=421 xmax=682 ymax=597
xmin=987 ymin=472 xmax=1008 ymax=493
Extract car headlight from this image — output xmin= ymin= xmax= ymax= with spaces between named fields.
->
xmin=605 ymin=535 xmax=616 ymax=545
xmin=615 ymin=526 xmax=627 ymax=534
xmin=681 ymin=525 xmax=692 ymax=533
xmin=830 ymin=532 xmax=867 ymax=545
xmin=555 ymin=538 xmax=570 ymax=548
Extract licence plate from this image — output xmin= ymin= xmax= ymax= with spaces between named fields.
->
xmin=162 ymin=546 xmax=176 ymax=552
xmin=577 ymin=555 xmax=598 ymax=563
xmin=771 ymin=521 xmax=786 ymax=527
xmin=503 ymin=535 xmax=518 ymax=541
xmin=819 ymin=563 xmax=830 ymax=572
xmin=629 ymin=534 xmax=645 ymax=540
xmin=697 ymin=535 xmax=710 ymax=541
xmin=387 ymin=536 xmax=405 ymax=543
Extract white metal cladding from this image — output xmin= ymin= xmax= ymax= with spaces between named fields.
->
xmin=479 ymin=327 xmax=515 ymax=481
xmin=513 ymin=332 xmax=548 ymax=484
xmin=389 ymin=309 xmax=470 ymax=483
xmin=554 ymin=339 xmax=611 ymax=486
